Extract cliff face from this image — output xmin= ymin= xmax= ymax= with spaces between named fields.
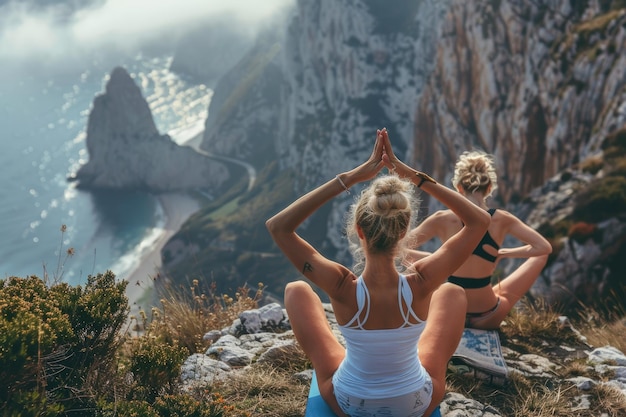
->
xmin=412 ymin=0 xmax=626 ymax=207
xmin=74 ymin=67 xmax=229 ymax=192
xmin=203 ymin=0 xmax=450 ymax=184
xmin=163 ymin=0 xmax=626 ymax=309
xmin=200 ymin=0 xmax=452 ymax=260
xmin=200 ymin=27 xmax=289 ymax=168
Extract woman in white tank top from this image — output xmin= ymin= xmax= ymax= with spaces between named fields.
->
xmin=266 ymin=128 xmax=491 ymax=416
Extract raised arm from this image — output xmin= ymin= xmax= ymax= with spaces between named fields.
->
xmin=406 ymin=210 xmax=451 ymax=248
xmin=266 ymin=130 xmax=386 ymax=297
xmin=379 ymin=130 xmax=491 ymax=290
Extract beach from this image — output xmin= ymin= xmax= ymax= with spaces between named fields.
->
xmin=123 ymin=192 xmax=201 ymax=317
xmin=123 ymin=123 xmax=206 ymax=318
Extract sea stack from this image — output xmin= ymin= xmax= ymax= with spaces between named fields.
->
xmin=73 ymin=67 xmax=228 ymax=192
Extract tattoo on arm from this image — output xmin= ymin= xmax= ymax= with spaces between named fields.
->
xmin=302 ymin=262 xmax=313 ymax=274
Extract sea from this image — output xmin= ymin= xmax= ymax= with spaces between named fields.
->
xmin=0 ymin=54 xmax=211 ymax=286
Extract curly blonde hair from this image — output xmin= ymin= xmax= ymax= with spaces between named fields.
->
xmin=346 ymin=174 xmax=419 ymax=274
xmin=451 ymin=150 xmax=497 ymax=198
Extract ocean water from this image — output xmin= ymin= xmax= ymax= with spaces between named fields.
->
xmin=0 ymin=55 xmax=211 ymax=285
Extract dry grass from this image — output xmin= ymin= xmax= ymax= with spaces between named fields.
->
xmin=196 ymin=296 xmax=625 ymax=417
xmin=580 ymin=315 xmax=626 ymax=354
xmin=212 ymin=364 xmax=309 ymax=417
xmin=133 ymin=280 xmax=264 ymax=353
xmin=574 ymin=297 xmax=626 ymax=354
xmin=499 ymin=298 xmax=582 ymax=352
xmin=184 ymin=344 xmax=311 ymax=417
xmin=447 ymin=371 xmax=578 ymax=417
xmin=134 ymin=288 xmax=625 ymax=417
xmin=444 ymin=298 xmax=626 ymax=416
xmin=589 ymin=384 xmax=626 ymax=417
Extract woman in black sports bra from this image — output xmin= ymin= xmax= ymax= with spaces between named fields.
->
xmin=406 ymin=150 xmax=552 ymax=329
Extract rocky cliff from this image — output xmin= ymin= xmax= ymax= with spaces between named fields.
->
xmin=162 ymin=0 xmax=626 ymax=311
xmin=74 ymin=67 xmax=229 ymax=192
xmin=200 ymin=27 xmax=289 ymax=168
xmin=412 ymin=0 xmax=626 ymax=208
xmin=199 ymin=0 xmax=452 ymax=262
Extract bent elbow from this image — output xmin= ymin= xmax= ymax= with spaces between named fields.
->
xmin=543 ymin=241 xmax=553 ymax=255
xmin=265 ymin=217 xmax=277 ymax=236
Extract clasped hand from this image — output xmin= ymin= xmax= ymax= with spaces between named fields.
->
xmin=353 ymin=128 xmax=408 ymax=182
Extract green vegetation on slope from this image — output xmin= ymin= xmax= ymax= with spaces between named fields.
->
xmin=159 ymin=161 xmax=303 ymax=301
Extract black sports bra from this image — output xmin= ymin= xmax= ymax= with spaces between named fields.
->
xmin=472 ymin=209 xmax=499 ymax=263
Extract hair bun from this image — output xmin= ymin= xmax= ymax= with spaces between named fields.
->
xmin=452 ymin=150 xmax=498 ymax=196
xmin=369 ymin=176 xmax=410 ymax=216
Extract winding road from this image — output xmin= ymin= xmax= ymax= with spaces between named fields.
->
xmin=174 ymin=127 xmax=257 ymax=192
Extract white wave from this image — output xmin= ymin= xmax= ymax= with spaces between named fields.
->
xmin=108 ymin=199 xmax=167 ymax=280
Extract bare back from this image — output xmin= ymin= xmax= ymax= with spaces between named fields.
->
xmin=411 ymin=209 xmax=513 ymax=312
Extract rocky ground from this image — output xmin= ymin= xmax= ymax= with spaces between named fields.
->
xmin=178 ymin=303 xmax=626 ymax=416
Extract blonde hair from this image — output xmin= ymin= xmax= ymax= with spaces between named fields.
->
xmin=451 ymin=150 xmax=497 ymax=198
xmin=347 ymin=174 xmax=418 ymax=273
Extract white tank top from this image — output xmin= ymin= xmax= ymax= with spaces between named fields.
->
xmin=332 ymin=275 xmax=429 ymax=399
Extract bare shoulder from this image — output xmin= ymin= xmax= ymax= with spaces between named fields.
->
xmin=492 ymin=208 xmax=518 ymax=222
xmin=491 ymin=208 xmax=524 ymax=229
xmin=429 ymin=209 xmax=458 ymax=223
xmin=404 ymin=270 xmax=430 ymax=297
xmin=331 ymin=268 xmax=359 ymax=302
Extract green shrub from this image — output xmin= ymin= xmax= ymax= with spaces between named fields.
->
xmin=0 ymin=276 xmax=74 ymax=404
xmin=1 ymin=389 xmax=65 ymax=417
xmin=573 ymin=176 xmax=626 ymax=222
xmin=129 ymin=340 xmax=188 ymax=402
xmin=0 ymin=272 xmax=129 ymax=415
xmin=97 ymin=394 xmax=239 ymax=417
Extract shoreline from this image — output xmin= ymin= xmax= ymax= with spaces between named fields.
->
xmin=123 ymin=126 xmax=206 ymax=318
xmin=123 ymin=192 xmax=201 ymax=317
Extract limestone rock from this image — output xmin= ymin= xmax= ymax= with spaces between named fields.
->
xmin=74 ymin=67 xmax=229 ymax=192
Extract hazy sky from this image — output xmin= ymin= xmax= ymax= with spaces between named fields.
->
xmin=0 ymin=0 xmax=294 ymax=71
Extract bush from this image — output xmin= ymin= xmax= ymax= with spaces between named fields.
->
xmin=0 ymin=272 xmax=129 ymax=416
xmin=573 ymin=176 xmax=626 ymax=222
xmin=98 ymin=399 xmax=158 ymax=417
xmin=0 ymin=272 xmax=267 ymax=416
xmin=0 ymin=276 xmax=73 ymax=406
xmin=129 ymin=340 xmax=188 ymax=402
